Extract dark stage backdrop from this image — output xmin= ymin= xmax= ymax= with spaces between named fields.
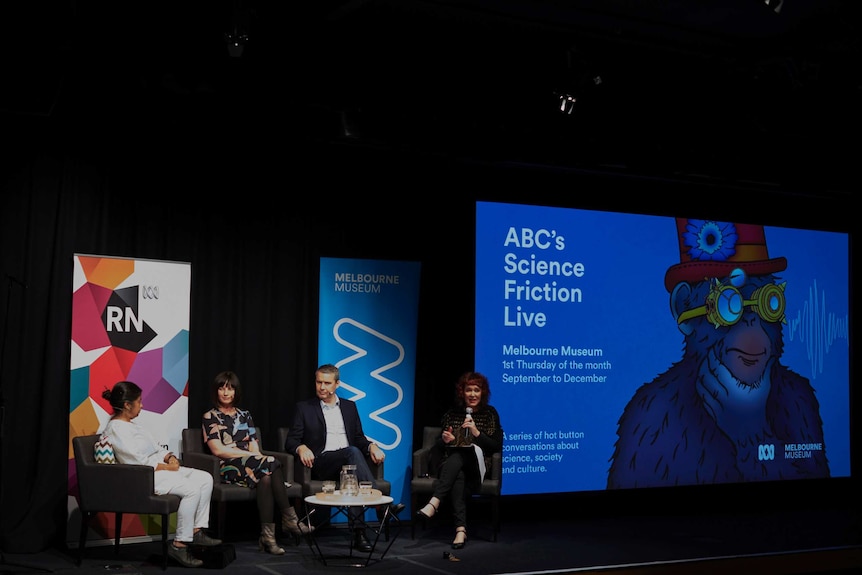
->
xmin=0 ymin=128 xmax=857 ymax=553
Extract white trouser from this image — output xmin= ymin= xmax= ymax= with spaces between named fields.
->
xmin=154 ymin=467 xmax=214 ymax=543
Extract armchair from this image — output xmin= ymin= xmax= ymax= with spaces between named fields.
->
xmin=72 ymin=433 xmax=181 ymax=570
xmin=411 ymin=426 xmax=503 ymax=541
xmin=180 ymin=426 xmax=303 ymax=540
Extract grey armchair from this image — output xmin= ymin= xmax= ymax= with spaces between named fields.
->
xmin=410 ymin=426 xmax=503 ymax=541
xmin=180 ymin=426 xmax=303 ymax=540
xmin=72 ymin=433 xmax=181 ymax=570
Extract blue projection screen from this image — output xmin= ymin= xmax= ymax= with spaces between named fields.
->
xmin=475 ymin=201 xmax=850 ymax=496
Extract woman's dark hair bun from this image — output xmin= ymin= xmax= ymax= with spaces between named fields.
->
xmin=101 ymin=388 xmax=112 ymax=401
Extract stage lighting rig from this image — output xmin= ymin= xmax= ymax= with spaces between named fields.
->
xmin=554 ymin=76 xmax=601 ymax=115
xmin=224 ymin=0 xmax=251 ymax=57
xmin=224 ymin=30 xmax=248 ymax=58
xmin=764 ymin=0 xmax=783 ymax=14
xmin=557 ymin=92 xmax=577 ymax=115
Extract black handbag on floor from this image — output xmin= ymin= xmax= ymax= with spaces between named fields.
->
xmin=191 ymin=543 xmax=236 ymax=568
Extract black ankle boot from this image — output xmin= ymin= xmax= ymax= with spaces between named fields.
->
xmin=353 ymin=528 xmax=372 ymax=552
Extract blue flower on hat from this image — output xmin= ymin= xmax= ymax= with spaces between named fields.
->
xmin=683 ymin=220 xmax=737 ymax=262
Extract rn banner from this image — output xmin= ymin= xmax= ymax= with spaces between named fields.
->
xmin=318 ymin=257 xmax=421 ymax=518
xmin=68 ymin=254 xmax=191 ymax=546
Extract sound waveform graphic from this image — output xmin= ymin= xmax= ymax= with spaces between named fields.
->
xmin=333 ymin=317 xmax=404 ymax=450
xmin=785 ymin=279 xmax=849 ymax=381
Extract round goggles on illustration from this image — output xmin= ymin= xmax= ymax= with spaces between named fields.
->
xmin=677 ymin=279 xmax=786 ymax=328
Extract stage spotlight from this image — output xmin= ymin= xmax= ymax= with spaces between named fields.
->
xmin=225 ymin=1 xmax=251 ymax=58
xmin=553 ymin=74 xmax=602 ymax=115
xmin=224 ymin=31 xmax=248 ymax=58
xmin=557 ymin=92 xmax=577 ymax=115
xmin=764 ymin=0 xmax=783 ymax=14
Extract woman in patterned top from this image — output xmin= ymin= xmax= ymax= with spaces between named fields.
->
xmin=202 ymin=371 xmax=312 ymax=555
xmin=415 ymin=371 xmax=503 ymax=549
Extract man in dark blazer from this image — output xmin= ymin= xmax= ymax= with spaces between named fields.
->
xmin=285 ymin=363 xmax=401 ymax=551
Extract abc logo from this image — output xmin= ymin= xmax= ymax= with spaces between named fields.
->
xmin=142 ymin=285 xmax=160 ymax=299
xmin=757 ymin=444 xmax=775 ymax=461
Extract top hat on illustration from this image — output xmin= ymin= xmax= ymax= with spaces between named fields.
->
xmin=664 ymin=218 xmax=787 ymax=292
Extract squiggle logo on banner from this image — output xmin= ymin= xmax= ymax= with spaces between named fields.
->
xmin=333 ymin=317 xmax=404 ymax=450
xmin=758 ymin=443 xmax=775 ymax=461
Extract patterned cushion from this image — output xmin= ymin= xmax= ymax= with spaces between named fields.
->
xmin=94 ymin=436 xmax=116 ymax=464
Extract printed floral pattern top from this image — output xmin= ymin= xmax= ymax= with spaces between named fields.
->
xmin=202 ymin=408 xmax=279 ymax=488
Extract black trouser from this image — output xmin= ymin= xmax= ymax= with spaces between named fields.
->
xmin=313 ymin=446 xmax=377 ymax=524
xmin=254 ymin=464 xmax=291 ymax=523
xmin=433 ymin=450 xmax=472 ymax=528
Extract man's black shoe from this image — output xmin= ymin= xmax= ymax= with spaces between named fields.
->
xmin=353 ymin=529 xmax=373 ymax=553
xmin=389 ymin=503 xmax=405 ymax=517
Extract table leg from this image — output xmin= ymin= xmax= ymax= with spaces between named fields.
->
xmin=301 ymin=504 xmax=326 ymax=565
xmin=372 ymin=506 xmax=401 ymax=562
xmin=303 ymin=502 xmax=400 ymax=567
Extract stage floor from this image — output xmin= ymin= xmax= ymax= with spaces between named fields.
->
xmin=4 ymin=508 xmax=860 ymax=575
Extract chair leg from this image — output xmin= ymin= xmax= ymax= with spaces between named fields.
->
xmin=77 ymin=512 xmax=90 ymax=565
xmin=410 ymin=493 xmax=419 ymax=539
xmin=217 ymin=501 xmax=227 ymax=540
xmin=161 ymin=513 xmax=169 ymax=570
xmin=114 ymin=513 xmax=123 ymax=554
xmin=493 ymin=497 xmax=499 ymax=542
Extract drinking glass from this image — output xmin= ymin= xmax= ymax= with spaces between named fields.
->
xmin=322 ymin=480 xmax=336 ymax=496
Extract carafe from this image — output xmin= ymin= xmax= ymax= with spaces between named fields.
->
xmin=339 ymin=464 xmax=359 ymax=496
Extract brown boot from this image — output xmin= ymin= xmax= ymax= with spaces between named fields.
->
xmin=258 ymin=523 xmax=285 ymax=555
xmin=282 ymin=506 xmax=314 ymax=542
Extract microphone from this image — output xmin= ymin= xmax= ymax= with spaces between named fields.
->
xmin=464 ymin=407 xmax=472 ymax=439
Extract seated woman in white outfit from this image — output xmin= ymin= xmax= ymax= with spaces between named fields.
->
xmin=99 ymin=380 xmax=221 ymax=568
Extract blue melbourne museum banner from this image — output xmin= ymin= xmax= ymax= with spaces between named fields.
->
xmin=318 ymin=257 xmax=422 ymax=519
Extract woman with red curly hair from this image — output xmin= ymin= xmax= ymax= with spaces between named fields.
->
xmin=415 ymin=371 xmax=503 ymax=549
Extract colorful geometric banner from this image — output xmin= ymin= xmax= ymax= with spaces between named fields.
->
xmin=318 ymin=257 xmax=421 ymax=519
xmin=67 ymin=254 xmax=191 ymax=546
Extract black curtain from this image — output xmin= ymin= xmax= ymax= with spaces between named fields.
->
xmin=2 ymin=106 xmax=857 ymax=554
xmin=2 ymin=0 xmax=858 ymax=558
xmin=0 ymin=116 xmax=483 ymax=552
